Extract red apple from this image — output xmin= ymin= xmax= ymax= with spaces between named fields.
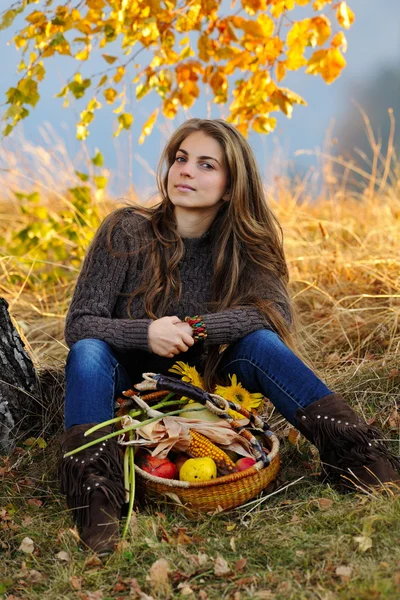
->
xmin=138 ymin=455 xmax=178 ymax=479
xmin=236 ymin=457 xmax=257 ymax=471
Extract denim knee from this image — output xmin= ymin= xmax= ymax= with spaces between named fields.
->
xmin=232 ymin=329 xmax=283 ymax=355
xmin=66 ymin=338 xmax=117 ymax=376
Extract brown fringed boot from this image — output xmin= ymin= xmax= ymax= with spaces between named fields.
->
xmin=295 ymin=394 xmax=400 ymax=491
xmin=59 ymin=424 xmax=125 ymax=555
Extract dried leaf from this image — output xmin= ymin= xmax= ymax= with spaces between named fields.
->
xmin=84 ymin=554 xmax=102 ymax=568
xmin=287 ymin=427 xmax=300 ymax=446
xmin=290 ymin=514 xmax=301 ymax=523
xmin=18 ymin=537 xmax=34 ymax=554
xmin=214 ymin=555 xmax=231 ymax=576
xmin=56 ymin=550 xmax=70 ymax=562
xmin=27 ymin=498 xmax=43 ymax=508
xmin=86 ymin=592 xmax=104 ymax=600
xmin=148 ymin=558 xmax=171 ymax=596
xmin=176 ymin=528 xmax=193 ymax=545
xmin=234 ymin=557 xmax=247 ymax=572
xmin=336 ymin=564 xmax=353 ymax=581
xmin=126 ymin=577 xmax=155 ymax=600
xmin=70 ymin=576 xmax=82 ymax=590
xmin=354 ymin=534 xmax=373 ymax=553
xmin=316 ymin=498 xmax=334 ymax=510
xmin=179 ymin=584 xmax=195 ymax=596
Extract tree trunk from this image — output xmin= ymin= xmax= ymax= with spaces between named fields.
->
xmin=0 ymin=297 xmax=64 ymax=454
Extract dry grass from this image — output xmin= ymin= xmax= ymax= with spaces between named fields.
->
xmin=1 ymin=117 xmax=400 ymax=599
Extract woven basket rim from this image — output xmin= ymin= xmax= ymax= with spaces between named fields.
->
xmin=135 ymin=427 xmax=280 ymax=489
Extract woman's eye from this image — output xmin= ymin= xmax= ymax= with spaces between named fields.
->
xmin=175 ymin=156 xmax=186 ymax=163
xmin=201 ymin=162 xmax=213 ymax=169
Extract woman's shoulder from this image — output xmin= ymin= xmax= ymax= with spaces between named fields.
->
xmin=99 ymin=205 xmax=152 ymax=241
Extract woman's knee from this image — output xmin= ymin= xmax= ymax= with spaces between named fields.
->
xmin=66 ymin=338 xmax=117 ymax=375
xmin=238 ymin=328 xmax=284 ymax=354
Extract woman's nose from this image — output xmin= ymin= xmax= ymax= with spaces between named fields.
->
xmin=179 ymin=161 xmax=195 ymax=177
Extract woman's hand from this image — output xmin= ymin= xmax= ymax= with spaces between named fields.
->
xmin=148 ymin=316 xmax=194 ymax=357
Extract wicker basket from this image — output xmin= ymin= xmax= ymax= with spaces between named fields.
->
xmin=135 ymin=430 xmax=280 ymax=513
xmin=131 ymin=373 xmax=281 ymax=513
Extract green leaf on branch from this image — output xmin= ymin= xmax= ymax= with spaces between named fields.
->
xmin=114 ymin=112 xmax=133 ymax=137
xmin=91 ymin=151 xmax=104 ymax=167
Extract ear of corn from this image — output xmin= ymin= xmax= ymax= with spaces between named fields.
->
xmin=186 ymin=430 xmax=238 ymax=475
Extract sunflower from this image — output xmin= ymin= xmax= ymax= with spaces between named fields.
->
xmin=169 ymin=361 xmax=205 ymax=403
xmin=214 ymin=374 xmax=264 ymax=417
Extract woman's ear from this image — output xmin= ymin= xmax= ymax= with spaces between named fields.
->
xmin=222 ymin=189 xmax=230 ymax=202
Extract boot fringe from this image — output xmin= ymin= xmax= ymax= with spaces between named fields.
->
xmin=312 ymin=418 xmax=400 ymax=479
xmin=59 ymin=426 xmax=125 ymax=529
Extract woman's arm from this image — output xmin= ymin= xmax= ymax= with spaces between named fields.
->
xmin=201 ymin=300 xmax=291 ymax=346
xmin=65 ymin=210 xmax=153 ymax=352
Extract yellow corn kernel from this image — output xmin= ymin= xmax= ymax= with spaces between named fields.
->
xmin=186 ymin=430 xmax=238 ymax=475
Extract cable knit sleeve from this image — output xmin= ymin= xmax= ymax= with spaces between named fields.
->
xmin=64 ymin=211 xmax=152 ymax=352
xmin=201 ymin=290 xmax=292 ymax=346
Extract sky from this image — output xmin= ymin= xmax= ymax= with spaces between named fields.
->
xmin=1 ymin=0 xmax=399 ymax=197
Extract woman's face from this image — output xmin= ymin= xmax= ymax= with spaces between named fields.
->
xmin=167 ymin=131 xmax=229 ymax=215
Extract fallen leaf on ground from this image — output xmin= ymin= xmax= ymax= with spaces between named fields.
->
xmin=86 ymin=592 xmax=104 ymax=600
xmin=197 ymin=591 xmax=208 ymax=600
xmin=84 ymin=554 xmax=102 ymax=568
xmin=214 ymin=555 xmax=231 ymax=576
xmin=113 ymin=579 xmax=128 ymax=593
xmin=290 ymin=515 xmax=300 ymax=524
xmin=254 ymin=591 xmax=275 ymax=599
xmin=176 ymin=528 xmax=193 ymax=545
xmin=230 ymin=536 xmax=236 ymax=552
xmin=18 ymin=537 xmax=34 ymax=554
xmin=177 ymin=583 xmax=194 ymax=595
xmin=195 ymin=552 xmax=209 ymax=566
xmin=27 ymin=498 xmax=43 ymax=508
xmin=335 ymin=565 xmax=353 ymax=581
xmin=234 ymin=557 xmax=247 ymax=572
xmin=70 ymin=576 xmax=82 ymax=590
xmin=287 ymin=427 xmax=300 ymax=446
xmin=56 ymin=550 xmax=70 ymax=562
xmin=126 ymin=577 xmax=155 ymax=599
xmin=148 ymin=558 xmax=171 ymax=596
xmin=354 ymin=534 xmax=373 ymax=553
xmin=20 ymin=516 xmax=33 ymax=527
xmin=78 ymin=592 xmax=104 ymax=600
xmin=316 ymin=498 xmax=333 ymax=510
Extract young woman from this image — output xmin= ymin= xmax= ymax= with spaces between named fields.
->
xmin=60 ymin=118 xmax=399 ymax=555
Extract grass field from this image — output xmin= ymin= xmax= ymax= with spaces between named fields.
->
xmin=1 ymin=127 xmax=400 ymax=600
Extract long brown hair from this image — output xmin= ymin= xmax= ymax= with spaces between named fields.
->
xmin=109 ymin=118 xmax=295 ymax=386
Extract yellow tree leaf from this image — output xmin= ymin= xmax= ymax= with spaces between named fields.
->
xmin=102 ymin=54 xmax=117 ymax=64
xmin=139 ymin=108 xmax=159 ymax=144
xmin=306 ymin=48 xmax=346 ymax=83
xmin=104 ymin=87 xmax=117 ymax=103
xmin=252 ymin=116 xmax=277 ymax=133
xmin=114 ymin=112 xmax=133 ymax=137
xmin=313 ymin=0 xmax=330 ymax=9
xmin=331 ymin=31 xmax=347 ymax=52
xmin=75 ymin=47 xmax=90 ymax=61
xmin=113 ymin=66 xmax=125 ymax=84
xmin=336 ymin=2 xmax=355 ymax=29
xmin=276 ymin=61 xmax=286 ymax=81
xmin=310 ymin=15 xmax=331 ymax=45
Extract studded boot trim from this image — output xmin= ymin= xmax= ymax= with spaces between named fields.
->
xmin=295 ymin=394 xmax=400 ymax=484
xmin=59 ymin=424 xmax=125 ymax=530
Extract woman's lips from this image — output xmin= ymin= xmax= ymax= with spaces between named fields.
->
xmin=175 ymin=184 xmax=195 ymax=191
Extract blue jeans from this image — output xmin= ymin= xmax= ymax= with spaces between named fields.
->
xmin=64 ymin=331 xmax=331 ymax=430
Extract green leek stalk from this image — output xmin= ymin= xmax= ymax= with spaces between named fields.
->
xmin=64 ymin=405 xmax=206 ymax=457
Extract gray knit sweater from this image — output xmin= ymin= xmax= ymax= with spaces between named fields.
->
xmin=65 ymin=208 xmax=291 ymax=353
